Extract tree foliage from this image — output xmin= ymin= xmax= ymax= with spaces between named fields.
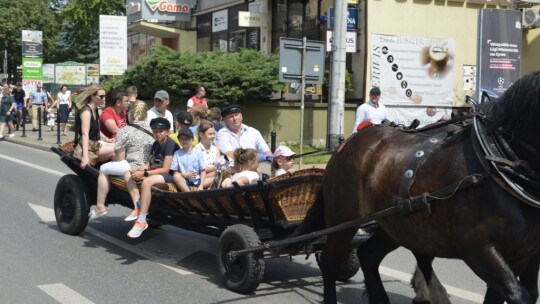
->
xmin=104 ymin=46 xmax=282 ymax=107
xmin=0 ymin=0 xmax=59 ymax=82
xmin=56 ymin=0 xmax=125 ymax=63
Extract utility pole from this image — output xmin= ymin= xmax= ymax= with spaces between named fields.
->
xmin=327 ymin=0 xmax=347 ymax=150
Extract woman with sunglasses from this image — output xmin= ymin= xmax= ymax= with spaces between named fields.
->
xmin=73 ymin=84 xmax=114 ymax=169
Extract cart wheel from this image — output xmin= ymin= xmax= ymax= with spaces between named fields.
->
xmin=217 ymin=224 xmax=265 ymax=294
xmin=316 ymin=249 xmax=360 ymax=282
xmin=54 ymin=174 xmax=90 ymax=235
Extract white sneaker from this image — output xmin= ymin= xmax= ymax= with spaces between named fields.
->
xmin=127 ymin=221 xmax=148 ymax=238
xmin=8 ymin=133 xmax=15 ymax=138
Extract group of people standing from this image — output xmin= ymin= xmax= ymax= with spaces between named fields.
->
xmin=0 ymin=82 xmax=73 ymax=138
xmin=72 ymin=84 xmax=296 ymax=238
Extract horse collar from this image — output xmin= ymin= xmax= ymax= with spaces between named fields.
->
xmin=472 ymin=114 xmax=540 ymax=207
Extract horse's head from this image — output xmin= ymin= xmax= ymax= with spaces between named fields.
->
xmin=483 ymin=71 xmax=540 ymax=169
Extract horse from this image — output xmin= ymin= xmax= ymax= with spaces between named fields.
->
xmin=300 ymin=70 xmax=540 ymax=303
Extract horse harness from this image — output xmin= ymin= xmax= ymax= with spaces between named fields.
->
xmin=394 ymin=126 xmax=485 ymax=215
xmin=471 ymin=104 xmax=540 ymax=207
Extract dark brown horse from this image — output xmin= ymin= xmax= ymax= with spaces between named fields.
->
xmin=302 ymin=71 xmax=540 ymax=303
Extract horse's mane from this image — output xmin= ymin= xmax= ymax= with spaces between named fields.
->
xmin=483 ymin=71 xmax=540 ymax=137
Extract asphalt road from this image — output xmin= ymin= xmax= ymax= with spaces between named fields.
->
xmin=0 ymin=141 xmax=500 ymax=303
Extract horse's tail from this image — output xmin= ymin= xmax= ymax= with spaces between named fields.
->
xmin=289 ymin=188 xmax=326 ymax=238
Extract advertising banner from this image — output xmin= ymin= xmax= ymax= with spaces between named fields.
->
xmin=326 ymin=31 xmax=357 ymax=53
xmin=22 ymin=30 xmax=42 ymax=57
xmin=477 ymin=9 xmax=522 ymax=100
xmin=371 ymin=33 xmax=456 ymax=107
xmin=43 ymin=64 xmax=55 ymax=83
xmin=99 ymin=15 xmax=127 ymax=75
xmin=55 ymin=62 xmax=86 ymax=85
xmin=212 ymin=9 xmax=228 ymax=33
xmin=22 ymin=57 xmax=43 ymax=80
xmin=327 ymin=8 xmax=358 ymax=30
xmin=87 ymin=64 xmax=99 ymax=84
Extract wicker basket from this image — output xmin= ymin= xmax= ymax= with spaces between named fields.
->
xmin=267 ymin=168 xmax=325 ymax=221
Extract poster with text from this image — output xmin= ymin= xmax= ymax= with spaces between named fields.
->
xmin=371 ymin=33 xmax=456 ymax=107
xmin=99 ymin=15 xmax=127 ymax=75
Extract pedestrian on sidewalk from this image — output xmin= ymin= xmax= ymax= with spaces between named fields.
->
xmin=187 ymin=85 xmax=207 ymax=112
xmin=0 ymin=86 xmax=17 ymax=139
xmin=50 ymin=85 xmax=72 ymax=136
xmin=11 ymin=82 xmax=25 ymax=130
xmin=26 ymin=85 xmax=48 ymax=131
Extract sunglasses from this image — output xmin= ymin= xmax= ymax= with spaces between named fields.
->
xmin=98 ymin=95 xmax=106 ymax=99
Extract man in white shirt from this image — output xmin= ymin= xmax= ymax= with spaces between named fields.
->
xmin=146 ymin=90 xmax=173 ymax=131
xmin=352 ymin=87 xmax=388 ymax=133
xmin=215 ymin=104 xmax=272 ymax=160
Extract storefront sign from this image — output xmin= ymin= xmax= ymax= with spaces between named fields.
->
xmin=100 ymin=15 xmax=127 ymax=76
xmin=22 ymin=57 xmax=43 ymax=80
xmin=43 ymin=64 xmax=55 ymax=83
xmin=326 ymin=31 xmax=357 ymax=53
xmin=371 ymin=33 xmax=456 ymax=107
xmin=327 ymin=8 xmax=358 ymax=30
xmin=213 ymin=9 xmax=228 ymax=32
xmin=127 ymin=0 xmax=192 ymax=23
xmin=238 ymin=11 xmax=267 ymax=27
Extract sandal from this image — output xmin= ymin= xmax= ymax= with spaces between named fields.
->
xmin=89 ymin=209 xmax=108 ymax=220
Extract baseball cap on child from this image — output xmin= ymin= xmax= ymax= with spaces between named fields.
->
xmin=273 ymin=146 xmax=296 ymax=158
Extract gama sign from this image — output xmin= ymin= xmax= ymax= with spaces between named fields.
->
xmin=145 ymin=0 xmax=189 ymax=13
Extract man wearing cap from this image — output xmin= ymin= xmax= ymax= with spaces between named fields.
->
xmin=169 ymin=110 xmax=198 ymax=148
xmin=215 ymin=104 xmax=272 ymax=160
xmin=146 ymin=90 xmax=173 ymax=131
xmin=352 ymin=87 xmax=388 ymax=133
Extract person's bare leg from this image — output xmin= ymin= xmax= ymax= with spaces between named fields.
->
xmin=95 ymin=173 xmax=109 ymax=213
xmin=173 ymin=172 xmax=189 ymax=192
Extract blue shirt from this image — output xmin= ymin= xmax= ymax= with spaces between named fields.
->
xmin=170 ymin=149 xmax=206 ymax=186
xmin=31 ymin=91 xmax=48 ymax=105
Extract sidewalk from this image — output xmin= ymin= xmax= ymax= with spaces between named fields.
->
xmin=2 ymin=121 xmax=326 ymax=171
xmin=2 ymin=121 xmax=70 ymax=153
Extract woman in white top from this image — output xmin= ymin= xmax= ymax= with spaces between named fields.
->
xmin=52 ymin=85 xmax=72 ymax=136
xmin=222 ymin=148 xmax=260 ymax=187
xmin=193 ymin=120 xmax=220 ymax=188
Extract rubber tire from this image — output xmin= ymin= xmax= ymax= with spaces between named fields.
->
xmin=54 ymin=174 xmax=90 ymax=235
xmin=217 ymin=224 xmax=265 ymax=294
xmin=316 ymin=249 xmax=360 ymax=282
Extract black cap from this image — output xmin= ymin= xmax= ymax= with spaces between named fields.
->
xmin=177 ymin=128 xmax=194 ymax=139
xmin=221 ymin=104 xmax=241 ymax=117
xmin=175 ymin=110 xmax=193 ymax=126
xmin=370 ymin=87 xmax=381 ymax=95
xmin=150 ymin=117 xmax=171 ymax=130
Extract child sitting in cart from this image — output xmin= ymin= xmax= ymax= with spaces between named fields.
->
xmin=193 ymin=120 xmax=220 ymax=189
xmin=221 ymin=148 xmax=261 ymax=187
xmin=272 ymin=145 xmax=296 ymax=177
xmin=171 ymin=128 xmax=206 ymax=192
xmin=127 ymin=117 xmax=179 ymax=238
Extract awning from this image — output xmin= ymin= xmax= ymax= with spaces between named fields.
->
xmin=127 ymin=20 xmax=184 ymax=38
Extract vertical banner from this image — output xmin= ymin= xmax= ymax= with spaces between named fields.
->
xmin=22 ymin=30 xmax=43 ymax=57
xmin=476 ymin=9 xmax=522 ymax=100
xmin=42 ymin=64 xmax=55 ymax=83
xmin=87 ymin=64 xmax=99 ymax=84
xmin=99 ymin=15 xmax=127 ymax=75
xmin=22 ymin=30 xmax=43 ymax=94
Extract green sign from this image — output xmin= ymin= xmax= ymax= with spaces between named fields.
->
xmin=22 ymin=57 xmax=43 ymax=80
